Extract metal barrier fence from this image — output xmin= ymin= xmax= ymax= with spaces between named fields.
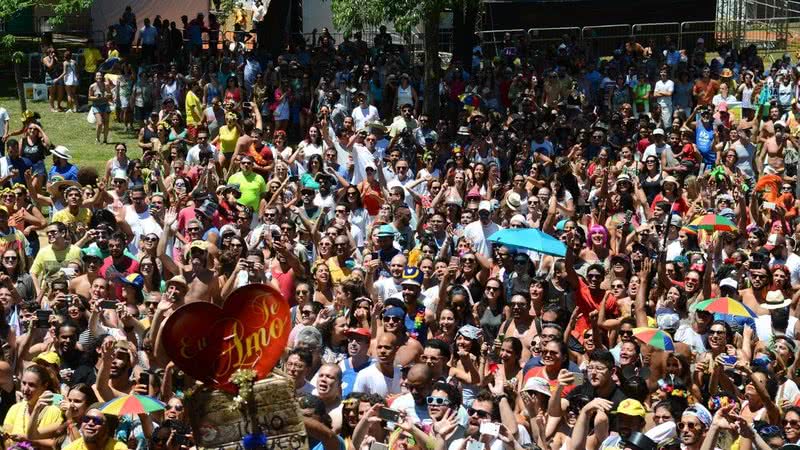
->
xmin=631 ymin=22 xmax=681 ymax=50
xmin=514 ymin=16 xmax=800 ymax=57
xmin=527 ymin=27 xmax=580 ymax=54
xmin=475 ymin=29 xmax=526 ymax=57
xmin=582 ymin=24 xmax=631 ymax=57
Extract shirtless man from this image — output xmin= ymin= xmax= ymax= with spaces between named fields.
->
xmin=158 ymin=208 xmax=221 ymax=304
xmin=69 ymin=248 xmax=103 ymax=298
xmin=758 ymin=106 xmax=781 ymax=146
xmin=740 ymin=260 xmax=771 ymax=316
xmin=499 ymin=293 xmax=537 ymax=361
xmin=762 ymin=121 xmax=792 ymax=174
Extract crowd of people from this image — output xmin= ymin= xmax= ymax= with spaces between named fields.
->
xmin=4 ymin=5 xmax=800 ymax=450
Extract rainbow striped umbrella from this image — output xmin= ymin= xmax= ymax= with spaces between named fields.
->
xmin=99 ymin=394 xmax=165 ymax=416
xmin=632 ymin=327 xmax=674 ymax=351
xmin=691 ymin=297 xmax=757 ymax=319
xmin=690 ymin=214 xmax=737 ymax=232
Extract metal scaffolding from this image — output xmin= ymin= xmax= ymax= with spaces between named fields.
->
xmin=716 ymin=0 xmax=800 ymax=49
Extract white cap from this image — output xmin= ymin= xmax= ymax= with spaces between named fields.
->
xmin=652 ymin=128 xmax=665 ymax=136
xmin=478 ymin=200 xmax=492 ymax=212
xmin=719 ymin=278 xmax=738 ymax=290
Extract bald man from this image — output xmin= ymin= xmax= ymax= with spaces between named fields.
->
xmin=388 ymin=363 xmax=434 ymax=423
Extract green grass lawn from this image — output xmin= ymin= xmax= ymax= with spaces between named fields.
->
xmin=0 ymin=96 xmax=140 ymax=173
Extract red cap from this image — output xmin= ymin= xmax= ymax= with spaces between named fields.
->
xmin=345 ymin=328 xmax=371 ymax=339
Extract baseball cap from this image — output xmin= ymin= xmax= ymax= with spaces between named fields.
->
xmin=652 ymin=128 xmax=665 ymax=136
xmin=670 ymin=215 xmax=683 ymax=227
xmin=34 ymin=351 xmax=61 ymax=366
xmin=613 ymin=399 xmax=646 ymax=417
xmin=345 ymin=328 xmax=371 ymax=340
xmin=401 ymin=266 xmax=423 ymax=287
xmin=720 ymin=278 xmax=739 ymax=290
xmin=478 ymin=201 xmax=492 ymax=212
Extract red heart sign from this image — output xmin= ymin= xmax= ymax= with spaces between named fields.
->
xmin=161 ymin=283 xmax=291 ymax=392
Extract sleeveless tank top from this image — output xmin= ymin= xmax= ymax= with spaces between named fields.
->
xmin=696 ymin=124 xmax=715 ymax=165
xmin=396 ymin=85 xmax=413 ymax=109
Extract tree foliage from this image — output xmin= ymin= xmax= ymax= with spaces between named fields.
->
xmin=0 ymin=0 xmax=94 ymax=25
xmin=329 ymin=0 xmax=444 ymax=35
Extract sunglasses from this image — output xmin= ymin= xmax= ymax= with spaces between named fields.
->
xmin=467 ymin=407 xmax=491 ymax=419
xmin=426 ymin=396 xmax=451 ymax=406
xmin=678 ymin=421 xmax=701 ymax=431
xmin=383 ymin=315 xmax=403 ymax=323
xmin=82 ymin=416 xmax=105 ymax=426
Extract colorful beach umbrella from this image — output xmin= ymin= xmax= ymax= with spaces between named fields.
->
xmin=690 ymin=214 xmax=737 ymax=232
xmin=691 ymin=297 xmax=757 ymax=319
xmin=99 ymin=394 xmax=165 ymax=416
xmin=632 ymin=327 xmax=674 ymax=351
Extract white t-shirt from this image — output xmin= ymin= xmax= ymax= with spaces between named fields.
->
xmin=448 ymin=425 xmax=531 ymax=450
xmin=754 ymin=314 xmax=797 ymax=342
xmin=351 ymin=105 xmax=380 ymax=130
xmin=185 ymin=143 xmax=219 ymax=167
xmin=642 ymin=142 xmax=671 ymax=161
xmin=654 ymin=79 xmax=675 ymax=104
xmin=462 ymin=220 xmax=501 ymax=258
xmin=390 ymin=393 xmax=431 ymax=424
xmin=124 ymin=206 xmax=163 ymax=254
xmin=374 ymin=277 xmax=402 ymax=301
xmin=352 ymin=363 xmax=403 ymax=397
xmin=674 ymin=324 xmax=707 ymax=353
xmin=771 ymin=252 xmax=800 ymax=286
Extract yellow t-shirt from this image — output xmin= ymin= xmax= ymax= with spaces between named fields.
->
xmin=64 ymin=437 xmax=128 ymax=450
xmin=185 ymin=90 xmax=202 ymax=126
xmin=52 ymin=208 xmax=92 ymax=227
xmin=83 ymin=48 xmax=102 ymax=73
xmin=3 ymin=402 xmax=63 ymax=439
xmin=30 ymin=244 xmax=83 ymax=282
xmin=218 ymin=125 xmax=239 ymax=154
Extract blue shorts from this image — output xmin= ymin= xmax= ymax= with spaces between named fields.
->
xmin=91 ymin=103 xmax=111 ymax=114
xmin=32 ymin=160 xmax=45 ymax=176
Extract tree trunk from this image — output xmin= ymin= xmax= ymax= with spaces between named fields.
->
xmin=423 ymin=10 xmax=440 ymax=120
xmin=14 ymin=60 xmax=27 ymax=112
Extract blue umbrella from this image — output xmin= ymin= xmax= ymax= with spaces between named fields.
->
xmin=488 ymin=228 xmax=567 ymax=257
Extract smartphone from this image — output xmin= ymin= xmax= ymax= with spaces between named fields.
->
xmin=370 ymin=252 xmax=379 ymax=261
xmin=479 ymin=422 xmax=500 ymax=437
xmin=139 ymin=371 xmax=151 ymax=386
xmin=100 ymin=300 xmax=118 ymax=310
xmin=573 ymin=372 xmax=585 ymax=386
xmin=764 ymin=202 xmax=776 ymax=210
xmin=51 ymin=393 xmax=64 ymax=406
xmin=378 ymin=407 xmax=401 ymax=423
xmin=466 ymin=441 xmax=485 ymax=450
xmin=35 ymin=310 xmax=52 ymax=329
xmin=369 ymin=443 xmax=389 ymax=450
xmin=721 ymin=355 xmax=738 ymax=365
xmin=450 ymin=256 xmax=461 ymax=267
